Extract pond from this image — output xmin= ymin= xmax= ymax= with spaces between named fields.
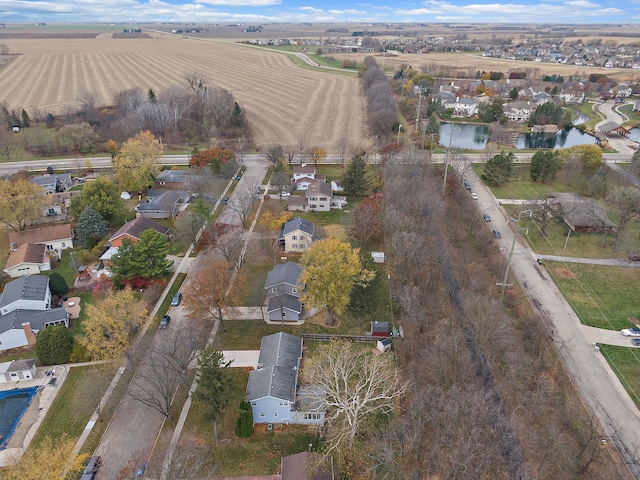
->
xmin=627 ymin=127 xmax=640 ymax=143
xmin=438 ymin=123 xmax=597 ymax=150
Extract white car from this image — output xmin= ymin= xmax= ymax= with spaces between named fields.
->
xmin=279 ymin=191 xmax=291 ymax=197
xmin=621 ymin=327 xmax=640 ymax=337
xmin=471 ymin=192 xmax=479 ymax=200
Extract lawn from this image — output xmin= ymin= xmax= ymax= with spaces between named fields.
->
xmin=182 ymin=369 xmax=319 ymax=477
xmin=598 ymin=344 xmax=640 ymax=409
xmin=546 ymin=262 xmax=640 ymax=330
xmin=473 ymin=163 xmax=578 ymax=200
xmin=31 ymin=363 xmax=118 ymax=447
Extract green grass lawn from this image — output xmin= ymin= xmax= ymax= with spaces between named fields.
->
xmin=31 ymin=363 xmax=118 ymax=447
xmin=546 ymin=262 xmax=640 ymax=330
xmin=182 ymin=369 xmax=319 ymax=477
xmin=599 ymin=344 xmax=640 ymax=409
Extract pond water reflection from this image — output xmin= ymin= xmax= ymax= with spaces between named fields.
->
xmin=438 ymin=123 xmax=597 ymax=150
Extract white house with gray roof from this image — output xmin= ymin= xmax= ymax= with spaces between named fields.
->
xmin=135 ymin=190 xmax=189 ymax=219
xmin=0 ymin=276 xmax=69 ymax=351
xmin=246 ymin=332 xmax=324 ymax=425
xmin=30 ymin=173 xmax=72 ymax=194
xmin=279 ymin=218 xmax=314 ymax=253
xmin=264 ymin=261 xmax=303 ymax=322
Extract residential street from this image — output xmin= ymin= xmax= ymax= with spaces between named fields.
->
xmin=93 ymin=158 xmax=269 ymax=479
xmin=466 ymin=170 xmax=640 ymax=476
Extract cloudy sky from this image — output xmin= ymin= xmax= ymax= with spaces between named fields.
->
xmin=0 ymin=0 xmax=633 ymax=24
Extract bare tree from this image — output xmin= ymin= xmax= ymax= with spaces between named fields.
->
xmin=270 ymin=171 xmax=290 ymax=197
xmin=127 ymin=328 xmax=198 ymax=420
xmin=227 ymin=191 xmax=254 ymax=228
xmin=304 ymin=341 xmax=408 ymax=456
xmin=185 ymin=71 xmax=208 ymax=96
xmin=160 ymin=440 xmax=215 ymax=480
xmin=336 ymin=135 xmax=350 ymax=168
xmin=211 ymin=223 xmax=244 ymax=263
xmin=607 ymin=186 xmax=640 ymax=246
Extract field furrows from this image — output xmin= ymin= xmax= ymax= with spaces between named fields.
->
xmin=0 ymin=37 xmax=368 ymax=150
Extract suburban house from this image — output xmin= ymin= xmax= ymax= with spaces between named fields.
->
xmin=452 ymin=97 xmax=478 ymax=117
xmin=8 ymin=224 xmax=74 ymax=258
xmin=135 ymin=190 xmax=189 ymax=219
xmin=503 ymin=100 xmax=537 ymax=122
xmin=246 ymin=332 xmax=325 ymax=425
xmin=154 ymin=169 xmax=204 ymax=189
xmin=548 ymin=193 xmax=617 ymax=233
xmin=279 ymin=218 xmax=314 ymax=253
xmin=99 ymin=216 xmax=170 ymax=267
xmin=4 ymin=243 xmax=50 ymax=278
xmin=558 ymin=89 xmax=586 ymax=104
xmin=264 ymin=261 xmax=303 ymax=322
xmin=306 ymin=182 xmax=332 ymax=212
xmin=30 ymin=173 xmax=72 ymax=194
xmin=0 ymin=276 xmax=69 ymax=351
xmin=0 ymin=359 xmax=37 ymax=383
xmin=292 ymin=166 xmax=327 ymax=192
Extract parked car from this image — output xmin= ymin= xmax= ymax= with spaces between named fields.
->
xmin=80 ymin=456 xmax=102 ymax=480
xmin=492 ymin=229 xmax=502 ymax=239
xmin=159 ymin=315 xmax=171 ymax=329
xmin=463 ymin=179 xmax=471 ymax=190
xmin=632 ymin=338 xmax=640 ymax=346
xmin=279 ymin=191 xmax=291 ymax=197
xmin=471 ymin=192 xmax=479 ymax=200
xmin=483 ymin=213 xmax=491 ymax=222
xmin=621 ymin=327 xmax=640 ymax=337
xmin=171 ymin=292 xmax=183 ymax=306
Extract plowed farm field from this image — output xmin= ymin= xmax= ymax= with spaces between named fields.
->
xmin=0 ymin=33 xmax=367 ymax=151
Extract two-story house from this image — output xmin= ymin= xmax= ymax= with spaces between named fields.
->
xmin=30 ymin=173 xmax=72 ymax=194
xmin=306 ymin=181 xmax=332 ymax=212
xmin=0 ymin=276 xmax=69 ymax=351
xmin=264 ymin=261 xmax=303 ymax=322
xmin=279 ymin=218 xmax=314 ymax=253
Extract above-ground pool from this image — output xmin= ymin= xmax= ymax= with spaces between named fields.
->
xmin=0 ymin=386 xmax=39 ymax=450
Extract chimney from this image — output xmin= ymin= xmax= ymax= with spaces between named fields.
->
xmin=22 ymin=322 xmax=36 ymax=345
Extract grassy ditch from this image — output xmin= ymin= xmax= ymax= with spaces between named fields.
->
xmin=599 ymin=344 xmax=640 ymax=409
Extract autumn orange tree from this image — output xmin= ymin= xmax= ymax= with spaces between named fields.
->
xmin=351 ymin=197 xmax=381 ymax=245
xmin=190 ymin=147 xmax=235 ymax=173
xmin=308 ymin=146 xmax=327 ymax=167
xmin=181 ymin=259 xmax=244 ymax=330
xmin=112 ymin=130 xmax=163 ymax=191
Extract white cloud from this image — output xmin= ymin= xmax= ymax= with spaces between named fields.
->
xmin=195 ymin=0 xmax=281 ymax=5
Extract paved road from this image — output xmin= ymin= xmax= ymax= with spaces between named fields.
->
xmin=537 ymin=254 xmax=640 ymax=267
xmin=467 ymin=171 xmax=640 ymax=476
xmin=94 ymin=159 xmax=269 ymax=479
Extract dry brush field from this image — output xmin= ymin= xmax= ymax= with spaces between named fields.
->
xmin=0 ymin=33 xmax=368 ymax=151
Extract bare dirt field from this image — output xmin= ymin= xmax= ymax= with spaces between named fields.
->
xmin=0 ymin=32 xmax=368 ymax=152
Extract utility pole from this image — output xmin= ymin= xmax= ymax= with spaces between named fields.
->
xmin=442 ymin=122 xmax=455 ymax=195
xmin=415 ymin=91 xmax=422 ymax=134
xmin=498 ymin=209 xmax=532 ymax=301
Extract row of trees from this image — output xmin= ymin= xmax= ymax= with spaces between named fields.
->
xmin=361 ymin=56 xmax=399 ymax=137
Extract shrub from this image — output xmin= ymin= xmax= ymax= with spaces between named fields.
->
xmin=48 ymin=272 xmax=69 ymax=296
xmin=36 ymin=326 xmax=74 ymax=365
xmin=235 ymin=401 xmax=254 ymax=437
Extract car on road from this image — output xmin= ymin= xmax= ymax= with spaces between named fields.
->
xmin=279 ymin=191 xmax=291 ymax=197
xmin=81 ymin=456 xmax=102 ymax=480
xmin=492 ymin=229 xmax=502 ymax=239
xmin=463 ymin=179 xmax=471 ymax=190
xmin=621 ymin=327 xmax=640 ymax=337
xmin=171 ymin=292 xmax=182 ymax=306
xmin=632 ymin=338 xmax=640 ymax=346
xmin=159 ymin=315 xmax=171 ymax=329
xmin=483 ymin=213 xmax=491 ymax=222
xmin=223 ymin=197 xmax=229 ymax=205
xmin=471 ymin=192 xmax=479 ymax=200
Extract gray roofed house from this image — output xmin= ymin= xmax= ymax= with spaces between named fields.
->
xmin=279 ymin=218 xmax=314 ymax=253
xmin=246 ymin=332 xmax=323 ymax=426
xmin=0 ymin=358 xmax=37 ymax=383
xmin=0 ymin=276 xmax=69 ymax=351
xmin=154 ymin=169 xmax=204 ymax=189
xmin=265 ymin=261 xmax=304 ymax=323
xmin=548 ymin=193 xmax=617 ymax=233
xmin=135 ymin=190 xmax=189 ymax=218
xmin=30 ymin=173 xmax=72 ymax=194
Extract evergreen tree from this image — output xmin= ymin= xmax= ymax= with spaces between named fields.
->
xmin=483 ymin=151 xmax=516 ymax=185
xmin=76 ymin=206 xmax=109 ymax=247
xmin=530 ymin=150 xmax=562 ymax=182
xmin=48 ymin=272 xmax=69 ymax=297
xmin=341 ymin=154 xmax=372 ymax=197
xmin=111 ymin=230 xmax=173 ymax=280
xmin=21 ymin=109 xmax=30 ymax=127
xmin=36 ymin=326 xmax=74 ymax=365
xmin=193 ymin=347 xmax=234 ymax=439
xmin=236 ymin=401 xmax=254 ymax=437
xmin=509 ymin=87 xmax=519 ymax=100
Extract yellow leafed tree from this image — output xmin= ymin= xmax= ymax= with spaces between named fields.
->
xmin=299 ymin=238 xmax=375 ymax=325
xmin=0 ymin=178 xmax=46 ymax=231
xmin=113 ymin=130 xmax=163 ymax=192
xmin=81 ymin=288 xmax=148 ymax=360
xmin=2 ymin=435 xmax=87 ymax=480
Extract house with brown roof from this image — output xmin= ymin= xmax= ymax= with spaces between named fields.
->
xmin=8 ymin=224 xmax=73 ymax=258
xmin=4 ymin=243 xmax=50 ymax=278
xmin=306 ymin=181 xmax=332 ymax=212
xmin=99 ymin=216 xmax=170 ymax=268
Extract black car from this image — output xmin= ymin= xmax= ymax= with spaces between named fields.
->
xmin=492 ymin=229 xmax=502 ymax=239
xmin=483 ymin=213 xmax=491 ymax=222
xmin=632 ymin=338 xmax=640 ymax=346
xmin=159 ymin=315 xmax=171 ymax=329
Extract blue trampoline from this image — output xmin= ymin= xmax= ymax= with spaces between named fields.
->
xmin=0 ymin=386 xmax=39 ymax=450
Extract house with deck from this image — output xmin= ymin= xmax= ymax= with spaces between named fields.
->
xmin=8 ymin=224 xmax=74 ymax=258
xmin=246 ymin=332 xmax=325 ymax=426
